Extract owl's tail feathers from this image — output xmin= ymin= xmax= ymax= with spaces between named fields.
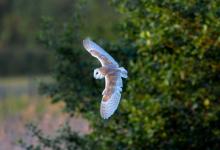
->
xmin=119 ymin=67 xmax=128 ymax=78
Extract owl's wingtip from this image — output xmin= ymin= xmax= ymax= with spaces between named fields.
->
xmin=83 ymin=37 xmax=91 ymax=43
xmin=83 ymin=37 xmax=93 ymax=52
xmin=101 ymin=113 xmax=111 ymax=119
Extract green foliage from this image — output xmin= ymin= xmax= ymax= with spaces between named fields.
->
xmin=20 ymin=123 xmax=91 ymax=150
xmin=25 ymin=0 xmax=220 ymax=149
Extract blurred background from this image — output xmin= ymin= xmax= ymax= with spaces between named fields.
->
xmin=1 ymin=0 xmax=220 ymax=149
xmin=0 ymin=0 xmax=118 ymax=149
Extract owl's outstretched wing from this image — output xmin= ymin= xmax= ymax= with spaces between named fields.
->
xmin=83 ymin=38 xmax=119 ymax=67
xmin=100 ymin=72 xmax=123 ymax=119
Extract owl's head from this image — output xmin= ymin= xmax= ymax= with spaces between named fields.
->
xmin=94 ymin=68 xmax=104 ymax=79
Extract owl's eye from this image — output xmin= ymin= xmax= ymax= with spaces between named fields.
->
xmin=96 ymin=72 xmax=99 ymax=75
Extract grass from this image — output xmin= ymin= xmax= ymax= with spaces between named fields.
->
xmin=0 ymin=96 xmax=29 ymax=121
xmin=0 ymin=75 xmax=53 ymax=120
xmin=0 ymin=75 xmax=52 ymax=85
xmin=0 ymin=76 xmax=89 ymax=150
xmin=0 ymin=76 xmax=29 ymax=85
xmin=0 ymin=95 xmax=63 ymax=122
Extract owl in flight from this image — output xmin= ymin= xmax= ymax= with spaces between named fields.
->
xmin=83 ymin=38 xmax=128 ymax=119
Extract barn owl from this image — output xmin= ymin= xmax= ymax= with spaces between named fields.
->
xmin=83 ymin=38 xmax=128 ymax=119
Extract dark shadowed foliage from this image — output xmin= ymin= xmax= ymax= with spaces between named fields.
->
xmin=23 ymin=0 xmax=220 ymax=149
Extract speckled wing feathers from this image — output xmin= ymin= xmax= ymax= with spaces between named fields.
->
xmin=100 ymin=72 xmax=123 ymax=119
xmin=82 ymin=38 xmax=126 ymax=119
xmin=83 ymin=38 xmax=119 ymax=67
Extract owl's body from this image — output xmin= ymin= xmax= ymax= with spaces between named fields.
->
xmin=83 ymin=38 xmax=127 ymax=119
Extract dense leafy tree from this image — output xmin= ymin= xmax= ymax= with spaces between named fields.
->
xmin=24 ymin=0 xmax=220 ymax=149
